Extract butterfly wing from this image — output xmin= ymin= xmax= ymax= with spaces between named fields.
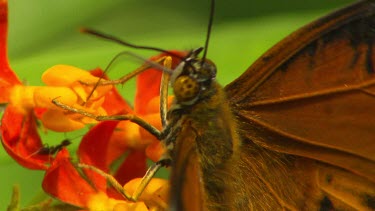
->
xmin=225 ymin=0 xmax=375 ymax=184
xmin=169 ymin=123 xmax=206 ymax=211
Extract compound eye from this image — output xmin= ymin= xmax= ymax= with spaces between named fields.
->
xmin=172 ymin=75 xmax=200 ymax=103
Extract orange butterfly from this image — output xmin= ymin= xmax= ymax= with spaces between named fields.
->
xmin=167 ymin=0 xmax=375 ymax=210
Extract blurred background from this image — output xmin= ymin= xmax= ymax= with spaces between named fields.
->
xmin=1 ymin=0 xmax=352 ymax=209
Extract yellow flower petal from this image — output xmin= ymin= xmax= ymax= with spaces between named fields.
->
xmin=124 ymin=178 xmax=169 ymax=210
xmin=88 ymin=192 xmax=128 ymax=211
xmin=42 ymin=65 xmax=98 ymax=86
xmin=113 ymin=202 xmax=148 ymax=211
xmin=72 ymin=84 xmax=89 ymax=103
xmin=42 ymin=65 xmax=113 ymax=99
xmin=71 ymin=82 xmax=112 ymax=102
xmin=85 ymin=97 xmax=106 ymax=111
xmin=41 ymin=109 xmax=85 ymax=132
xmin=33 ymin=86 xmax=77 ymax=109
xmin=9 ymin=85 xmax=37 ymax=113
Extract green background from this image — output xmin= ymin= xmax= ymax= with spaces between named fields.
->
xmin=1 ymin=0 xmax=352 ymax=209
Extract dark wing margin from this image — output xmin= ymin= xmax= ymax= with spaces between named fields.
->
xmin=225 ymin=0 xmax=375 ymax=182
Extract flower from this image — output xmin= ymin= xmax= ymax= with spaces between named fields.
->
xmin=0 ymin=0 xmax=129 ymax=169
xmin=0 ymin=0 xmax=188 ymax=209
xmin=10 ymin=65 xmax=114 ymax=132
xmin=0 ymin=0 xmax=19 ymax=104
xmin=0 ymin=65 xmax=127 ymax=170
xmin=39 ymin=51 xmax=185 ymax=209
xmin=0 ymin=0 xmax=49 ymax=170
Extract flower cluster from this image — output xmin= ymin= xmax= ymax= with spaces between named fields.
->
xmin=0 ymin=0 xmax=184 ymax=210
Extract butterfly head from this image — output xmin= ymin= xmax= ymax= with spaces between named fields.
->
xmin=170 ymin=47 xmax=217 ymax=106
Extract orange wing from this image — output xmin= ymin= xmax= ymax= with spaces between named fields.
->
xmin=225 ymin=0 xmax=375 ymax=182
xmin=169 ymin=122 xmax=206 ymax=211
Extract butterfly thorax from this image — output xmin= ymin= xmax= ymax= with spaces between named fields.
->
xmin=169 ymin=84 xmax=243 ymax=211
xmin=167 ymin=54 xmax=243 ymax=210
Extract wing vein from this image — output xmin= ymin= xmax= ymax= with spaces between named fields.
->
xmin=247 ymin=79 xmax=375 ymax=107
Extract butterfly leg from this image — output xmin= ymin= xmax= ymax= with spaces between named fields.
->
xmin=77 ymin=159 xmax=171 ymax=209
xmin=52 ymin=98 xmax=162 ymax=139
xmin=130 ymin=158 xmax=171 ymax=201
xmin=120 ymin=56 xmax=175 ymax=202
xmin=159 ymin=56 xmax=172 ymax=128
xmin=77 ymin=163 xmax=134 ymax=200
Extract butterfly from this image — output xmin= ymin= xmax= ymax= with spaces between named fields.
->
xmin=165 ymin=0 xmax=375 ymax=210
xmin=54 ymin=0 xmax=375 ymax=210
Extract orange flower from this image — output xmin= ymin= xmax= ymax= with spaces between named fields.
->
xmin=0 ymin=0 xmax=48 ymax=170
xmin=0 ymin=0 xmax=130 ymax=170
xmin=0 ymin=0 xmax=19 ymax=104
xmin=40 ymin=52 xmax=185 ymax=209
xmin=0 ymin=0 xmax=187 ymax=209
xmin=9 ymin=64 xmax=114 ymax=132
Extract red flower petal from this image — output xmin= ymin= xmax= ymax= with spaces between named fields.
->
xmin=90 ymin=68 xmax=133 ymax=115
xmin=0 ymin=0 xmax=20 ymax=103
xmin=78 ymin=120 xmax=148 ymax=200
xmin=1 ymin=105 xmax=49 ymax=170
xmin=134 ymin=68 xmax=163 ymax=115
xmin=78 ymin=121 xmax=119 ymax=191
xmin=114 ymin=150 xmax=147 ymax=185
xmin=102 ymin=87 xmax=132 ymax=115
xmin=42 ymin=149 xmax=98 ymax=207
xmin=34 ymin=107 xmax=48 ymax=119
xmin=134 ymin=51 xmax=185 ymax=114
xmin=79 ymin=120 xmax=148 ymax=185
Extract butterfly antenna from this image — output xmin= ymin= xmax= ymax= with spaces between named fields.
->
xmin=85 ymin=51 xmax=125 ymax=102
xmin=201 ymin=0 xmax=215 ymax=63
xmin=85 ymin=51 xmax=173 ymax=102
xmin=80 ymin=28 xmax=185 ymax=60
